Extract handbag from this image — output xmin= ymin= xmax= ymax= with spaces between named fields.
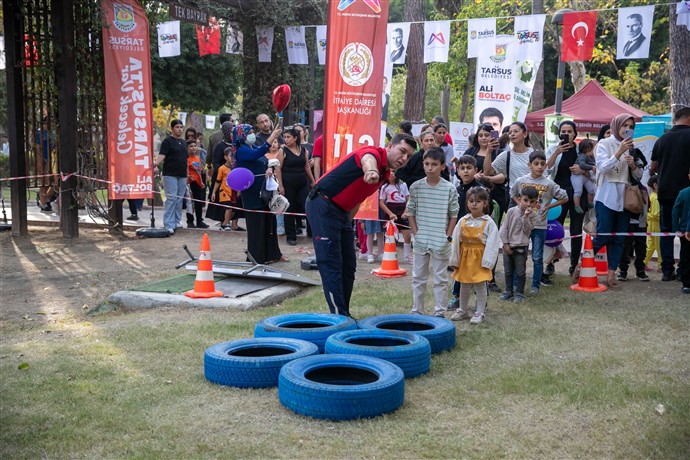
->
xmin=624 ymin=168 xmax=645 ymax=214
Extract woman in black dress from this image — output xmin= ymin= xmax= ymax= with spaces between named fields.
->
xmin=275 ymin=127 xmax=315 ymax=245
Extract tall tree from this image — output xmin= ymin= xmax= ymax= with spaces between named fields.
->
xmin=669 ymin=5 xmax=690 ymax=106
xmin=403 ymin=0 xmax=426 ymax=121
xmin=531 ymin=0 xmax=545 ymax=110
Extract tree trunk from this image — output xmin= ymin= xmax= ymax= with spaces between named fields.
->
xmin=568 ymin=61 xmax=587 ymax=92
xmin=670 ymin=5 xmax=690 ymax=106
xmin=441 ymin=83 xmax=450 ymax=125
xmin=459 ymin=58 xmax=475 ymax=122
xmin=403 ymin=0 xmax=426 ymax=121
xmin=531 ymin=0 xmax=545 ymax=110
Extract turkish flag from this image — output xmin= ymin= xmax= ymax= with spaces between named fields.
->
xmin=561 ymin=11 xmax=597 ymax=62
xmin=196 ymin=17 xmax=220 ymax=56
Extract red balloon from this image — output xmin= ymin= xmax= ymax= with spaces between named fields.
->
xmin=272 ymin=85 xmax=291 ymax=113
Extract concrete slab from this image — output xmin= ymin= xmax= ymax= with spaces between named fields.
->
xmin=106 ymin=282 xmax=306 ymax=311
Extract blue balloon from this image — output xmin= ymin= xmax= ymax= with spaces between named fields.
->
xmin=226 ymin=167 xmax=255 ymax=191
xmin=547 ymin=201 xmax=562 ymax=221
xmin=545 ymin=220 xmax=565 ymax=248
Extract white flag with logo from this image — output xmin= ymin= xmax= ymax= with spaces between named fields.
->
xmin=677 ymin=1 xmax=690 ymax=30
xmin=467 ymin=18 xmax=496 ymax=59
xmin=513 ymin=15 xmax=546 ymax=122
xmin=157 ymin=21 xmax=180 ymax=58
xmin=256 ymin=25 xmax=274 ymax=63
xmin=387 ymin=22 xmax=411 ymax=65
xmin=285 ymin=26 xmax=308 ymax=65
xmin=205 ymin=115 xmax=216 ymax=130
xmin=178 ymin=112 xmax=187 ymax=126
xmin=423 ymin=21 xmax=451 ymax=63
xmin=617 ymin=5 xmax=655 ymax=59
xmin=225 ymin=22 xmax=243 ymax=55
xmin=316 ymin=25 xmax=327 ymax=65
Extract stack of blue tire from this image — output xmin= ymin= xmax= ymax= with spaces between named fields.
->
xmin=203 ymin=313 xmax=456 ymax=421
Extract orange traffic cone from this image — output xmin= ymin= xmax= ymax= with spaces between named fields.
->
xmin=571 ymin=234 xmax=607 ymax=292
xmin=594 ymin=246 xmax=609 ymax=276
xmin=372 ymin=222 xmax=407 ymax=278
xmin=185 ymin=233 xmax=224 ymax=298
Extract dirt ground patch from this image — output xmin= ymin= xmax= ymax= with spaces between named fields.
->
xmin=0 ymin=226 xmax=387 ymax=323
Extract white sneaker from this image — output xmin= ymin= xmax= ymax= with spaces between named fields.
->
xmin=367 ymin=254 xmax=375 ymax=263
xmin=469 ymin=313 xmax=485 ymax=324
xmin=359 ymin=252 xmax=369 ymax=260
xmin=450 ymin=309 xmax=470 ymax=321
xmin=277 ymin=226 xmax=285 ymax=235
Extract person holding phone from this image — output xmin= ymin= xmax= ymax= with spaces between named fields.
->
xmin=545 ymin=120 xmax=587 ymax=277
xmin=591 ymin=113 xmax=644 ymax=287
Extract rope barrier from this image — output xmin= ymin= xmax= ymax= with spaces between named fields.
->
xmin=1 ymin=171 xmax=687 ymax=240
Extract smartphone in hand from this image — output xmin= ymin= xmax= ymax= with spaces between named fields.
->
xmin=278 ymin=116 xmax=284 ymax=130
xmin=624 ymin=129 xmax=634 ymax=151
xmin=559 ymin=134 xmax=569 ymax=146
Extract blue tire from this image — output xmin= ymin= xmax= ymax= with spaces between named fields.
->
xmin=254 ymin=313 xmax=358 ymax=353
xmin=357 ymin=314 xmax=456 ymax=354
xmin=278 ymin=354 xmax=405 ymax=420
xmin=325 ymin=329 xmax=431 ymax=378
xmin=204 ymin=338 xmax=319 ymax=388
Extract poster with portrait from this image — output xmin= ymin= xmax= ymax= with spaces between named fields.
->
xmin=473 ymin=36 xmax=516 ymax=134
xmin=616 ymin=5 xmax=654 ymax=60
xmin=386 ymin=22 xmax=410 ymax=65
xmin=225 ymin=22 xmax=243 ymax=55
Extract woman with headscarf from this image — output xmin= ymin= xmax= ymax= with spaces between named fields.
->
xmin=591 ymin=113 xmax=644 ymax=287
xmin=545 ymin=120 xmax=586 ymax=277
xmin=234 ymin=123 xmax=286 ymax=263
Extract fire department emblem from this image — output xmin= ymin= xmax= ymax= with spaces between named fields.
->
xmin=339 ymin=42 xmax=374 ymax=87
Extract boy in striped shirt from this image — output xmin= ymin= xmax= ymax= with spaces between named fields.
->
xmin=407 ymin=148 xmax=460 ymax=316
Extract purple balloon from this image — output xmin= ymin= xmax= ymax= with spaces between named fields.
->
xmin=545 ymin=220 xmax=565 ymax=248
xmin=226 ymin=167 xmax=255 ymax=191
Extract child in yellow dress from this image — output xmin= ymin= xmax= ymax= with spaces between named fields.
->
xmin=449 ymin=187 xmax=500 ymax=324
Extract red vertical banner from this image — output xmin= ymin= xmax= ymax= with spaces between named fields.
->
xmin=102 ymin=0 xmax=154 ymax=200
xmin=324 ymin=0 xmax=390 ymax=219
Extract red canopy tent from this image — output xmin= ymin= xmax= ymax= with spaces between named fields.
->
xmin=524 ymin=80 xmax=649 ymax=134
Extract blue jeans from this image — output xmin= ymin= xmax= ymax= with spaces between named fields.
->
xmin=530 ymin=229 xmax=545 ymax=289
xmin=592 ymin=201 xmax=630 ymax=271
xmin=163 ymin=175 xmax=186 ymax=231
xmin=306 ymin=196 xmax=356 ymax=317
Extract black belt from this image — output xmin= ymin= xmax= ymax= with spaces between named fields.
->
xmin=308 ymin=187 xmax=346 ymax=213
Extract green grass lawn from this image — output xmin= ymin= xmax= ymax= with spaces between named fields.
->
xmin=1 ymin=278 xmax=688 ymax=458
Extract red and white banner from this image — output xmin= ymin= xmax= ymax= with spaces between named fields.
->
xmin=101 ymin=0 xmax=154 ymax=200
xmin=561 ymin=11 xmax=597 ymax=62
xmin=196 ymin=17 xmax=220 ymax=56
xmin=323 ymin=0 xmax=389 ymax=218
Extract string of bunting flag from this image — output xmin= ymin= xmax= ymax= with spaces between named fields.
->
xmin=156 ymin=1 xmax=687 ymax=66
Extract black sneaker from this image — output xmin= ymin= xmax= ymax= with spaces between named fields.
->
xmin=540 ymin=276 xmax=553 ymax=286
xmin=487 ymin=281 xmax=502 ymax=293
xmin=636 ymin=272 xmax=650 ymax=282
xmin=187 ymin=222 xmax=196 ymax=228
xmin=661 ymin=272 xmax=676 ymax=282
xmin=616 ymin=272 xmax=628 ymax=282
xmin=40 ymin=203 xmax=53 ymax=213
xmin=196 ymin=221 xmax=210 ymax=229
xmin=126 ymin=214 xmax=139 ymax=221
xmin=682 ymin=287 xmax=690 ymax=294
xmin=544 ymin=262 xmax=555 ymax=276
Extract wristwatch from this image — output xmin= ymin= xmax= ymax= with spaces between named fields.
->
xmin=447 ymin=236 xmax=453 ymax=243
